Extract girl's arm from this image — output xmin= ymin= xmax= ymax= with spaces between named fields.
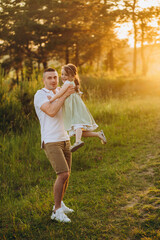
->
xmin=41 ymin=85 xmax=75 ymax=117
xmin=49 ymin=83 xmax=70 ymax=103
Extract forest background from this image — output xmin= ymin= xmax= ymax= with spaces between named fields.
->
xmin=0 ymin=0 xmax=160 ymax=239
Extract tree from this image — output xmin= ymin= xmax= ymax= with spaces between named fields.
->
xmin=137 ymin=7 xmax=160 ymax=75
xmin=123 ymin=0 xmax=139 ymax=74
xmin=0 ymin=0 xmax=122 ymax=76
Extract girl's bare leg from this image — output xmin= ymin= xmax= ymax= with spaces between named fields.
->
xmin=82 ymin=130 xmax=107 ymax=144
xmin=76 ymin=128 xmax=83 ymax=142
xmin=82 ymin=131 xmax=99 ymax=138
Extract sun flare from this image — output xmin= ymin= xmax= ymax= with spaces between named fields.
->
xmin=138 ymin=0 xmax=160 ymax=9
xmin=116 ymin=0 xmax=160 ymax=47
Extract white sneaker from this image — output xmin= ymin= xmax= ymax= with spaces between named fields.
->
xmin=99 ymin=130 xmax=107 ymax=144
xmin=53 ymin=201 xmax=74 ymax=214
xmin=51 ymin=207 xmax=71 ymax=223
xmin=70 ymin=141 xmax=84 ymax=152
xmin=61 ymin=201 xmax=74 ymax=214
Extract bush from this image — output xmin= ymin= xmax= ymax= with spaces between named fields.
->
xmin=1 ymin=68 xmax=160 ymax=134
xmin=15 ymin=89 xmax=35 ymax=117
xmin=80 ymin=75 xmax=160 ymax=99
xmin=0 ymin=100 xmax=24 ymax=134
xmin=0 ymin=90 xmax=36 ymax=134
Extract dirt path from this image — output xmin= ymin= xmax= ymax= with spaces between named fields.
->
xmin=106 ymin=117 xmax=160 ymax=240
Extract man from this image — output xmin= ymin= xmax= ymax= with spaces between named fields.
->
xmin=34 ymin=68 xmax=75 ymax=223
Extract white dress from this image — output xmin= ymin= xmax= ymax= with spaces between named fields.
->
xmin=62 ymin=80 xmax=98 ymax=136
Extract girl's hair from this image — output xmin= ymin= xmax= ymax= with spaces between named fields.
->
xmin=63 ymin=64 xmax=80 ymax=92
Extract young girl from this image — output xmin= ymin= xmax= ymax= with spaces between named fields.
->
xmin=48 ymin=63 xmax=106 ymax=152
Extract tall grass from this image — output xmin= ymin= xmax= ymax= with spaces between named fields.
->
xmin=1 ymin=67 xmax=160 ymax=134
xmin=80 ymin=74 xmax=160 ymax=99
xmin=0 ymin=68 xmax=43 ymax=134
xmin=1 ymin=68 xmax=160 ymax=239
xmin=1 ymin=94 xmax=160 ymax=239
xmin=1 ymin=96 xmax=159 ymax=200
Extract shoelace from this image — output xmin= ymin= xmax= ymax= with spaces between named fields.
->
xmin=57 ymin=211 xmax=68 ymax=221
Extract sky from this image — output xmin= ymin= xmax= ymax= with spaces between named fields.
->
xmin=115 ymin=0 xmax=160 ymax=47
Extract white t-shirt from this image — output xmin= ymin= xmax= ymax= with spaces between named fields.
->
xmin=34 ymin=87 xmax=69 ymax=147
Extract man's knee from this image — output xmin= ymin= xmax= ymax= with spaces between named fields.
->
xmin=58 ymin=171 xmax=69 ymax=182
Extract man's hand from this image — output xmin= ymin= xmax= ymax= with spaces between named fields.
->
xmin=40 ymin=85 xmax=75 ymax=118
xmin=64 ymin=85 xmax=75 ymax=98
xmin=47 ymin=95 xmax=52 ymax=100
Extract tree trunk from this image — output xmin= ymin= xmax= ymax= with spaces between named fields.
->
xmin=133 ymin=26 xmax=137 ymax=74
xmin=140 ymin=19 xmax=147 ymax=76
xmin=38 ymin=61 xmax=41 ymax=72
xmin=21 ymin=67 xmax=24 ymax=81
xmin=16 ymin=69 xmax=19 ymax=85
xmin=132 ymin=0 xmax=137 ymax=74
xmin=105 ymin=54 xmax=109 ymax=71
xmin=75 ymin=43 xmax=79 ymax=66
xmin=43 ymin=61 xmax=47 ymax=69
xmin=65 ymin=47 xmax=69 ymax=64
xmin=109 ymin=48 xmax=114 ymax=71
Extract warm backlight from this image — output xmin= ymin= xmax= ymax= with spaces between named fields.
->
xmin=116 ymin=0 xmax=160 ymax=47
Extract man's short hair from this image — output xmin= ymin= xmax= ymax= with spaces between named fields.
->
xmin=43 ymin=68 xmax=57 ymax=79
xmin=44 ymin=67 xmax=56 ymax=73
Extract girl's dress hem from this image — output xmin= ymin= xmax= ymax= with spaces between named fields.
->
xmin=67 ymin=123 xmax=98 ymax=137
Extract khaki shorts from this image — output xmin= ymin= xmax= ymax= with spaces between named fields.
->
xmin=44 ymin=141 xmax=72 ymax=174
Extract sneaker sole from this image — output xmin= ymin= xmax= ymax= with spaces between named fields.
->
xmin=71 ymin=142 xmax=84 ymax=152
xmin=51 ymin=216 xmax=71 ymax=223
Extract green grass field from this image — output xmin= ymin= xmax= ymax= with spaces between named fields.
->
xmin=1 ymin=96 xmax=160 ymax=240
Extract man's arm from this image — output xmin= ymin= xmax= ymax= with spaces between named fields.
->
xmin=49 ymin=84 xmax=70 ymax=103
xmin=40 ymin=85 xmax=75 ymax=117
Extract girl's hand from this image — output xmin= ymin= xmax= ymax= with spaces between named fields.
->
xmin=64 ymin=85 xmax=75 ymax=98
xmin=47 ymin=95 xmax=52 ymax=100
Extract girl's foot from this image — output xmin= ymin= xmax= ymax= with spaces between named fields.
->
xmin=99 ymin=130 xmax=107 ymax=144
xmin=70 ymin=141 xmax=84 ymax=152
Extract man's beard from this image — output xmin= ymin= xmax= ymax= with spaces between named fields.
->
xmin=48 ymin=84 xmax=57 ymax=90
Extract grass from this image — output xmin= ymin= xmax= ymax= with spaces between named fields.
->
xmin=1 ymin=96 xmax=160 ymax=240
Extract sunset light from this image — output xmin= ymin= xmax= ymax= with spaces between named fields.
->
xmin=1 ymin=1 xmax=160 ymax=238
xmin=116 ymin=0 xmax=160 ymax=47
xmin=138 ymin=0 xmax=160 ymax=9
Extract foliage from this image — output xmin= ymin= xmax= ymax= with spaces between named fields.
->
xmin=0 ymin=1 xmax=160 ymax=78
xmin=0 ymin=73 xmax=39 ymax=134
xmin=0 ymin=0 xmax=121 ymax=76
xmin=80 ymin=74 xmax=160 ymax=99
xmin=1 ymin=69 xmax=160 ymax=135
xmin=0 ymin=92 xmax=36 ymax=135
xmin=121 ymin=1 xmax=160 ymax=74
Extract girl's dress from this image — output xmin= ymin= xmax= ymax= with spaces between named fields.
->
xmin=62 ymin=80 xmax=98 ymax=136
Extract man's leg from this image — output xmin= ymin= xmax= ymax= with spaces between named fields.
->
xmin=61 ymin=174 xmax=70 ymax=201
xmin=54 ymin=171 xmax=69 ymax=211
xmin=44 ymin=142 xmax=73 ymax=221
xmin=51 ymin=171 xmax=71 ymax=223
xmin=61 ymin=140 xmax=72 ymax=201
xmin=44 ymin=142 xmax=71 ymax=209
xmin=58 ymin=140 xmax=74 ymax=213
